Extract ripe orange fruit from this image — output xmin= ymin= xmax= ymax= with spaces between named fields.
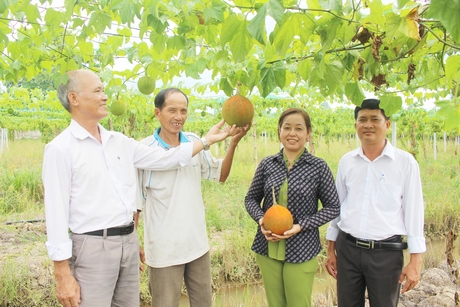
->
xmin=263 ymin=204 xmax=294 ymax=235
xmin=221 ymin=94 xmax=254 ymax=127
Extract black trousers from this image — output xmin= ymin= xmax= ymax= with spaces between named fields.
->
xmin=336 ymin=231 xmax=404 ymax=307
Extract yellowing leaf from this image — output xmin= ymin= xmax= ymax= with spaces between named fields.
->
xmin=402 ymin=6 xmax=420 ymax=41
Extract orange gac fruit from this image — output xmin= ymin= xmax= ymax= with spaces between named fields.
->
xmin=263 ymin=204 xmax=294 ymax=235
xmin=221 ymin=94 xmax=254 ymax=127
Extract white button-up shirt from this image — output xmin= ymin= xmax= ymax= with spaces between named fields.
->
xmin=42 ymin=120 xmax=192 ymax=261
xmin=138 ymin=130 xmax=222 ymax=268
xmin=326 ymin=141 xmax=426 ymax=253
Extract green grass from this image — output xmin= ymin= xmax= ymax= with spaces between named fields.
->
xmin=0 ymin=135 xmax=459 ymax=306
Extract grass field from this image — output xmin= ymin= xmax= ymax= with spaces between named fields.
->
xmin=0 ymin=133 xmax=459 ymax=306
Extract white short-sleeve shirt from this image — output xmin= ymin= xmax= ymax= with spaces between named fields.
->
xmin=138 ymin=129 xmax=223 ymax=268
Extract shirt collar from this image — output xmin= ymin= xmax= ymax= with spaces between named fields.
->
xmin=153 ymin=128 xmax=190 ymax=149
xmin=69 ymin=119 xmax=114 ymax=143
xmin=356 ymin=139 xmax=396 ymax=161
xmin=282 ymin=148 xmax=306 ymax=167
xmin=275 ymin=147 xmax=311 ymax=164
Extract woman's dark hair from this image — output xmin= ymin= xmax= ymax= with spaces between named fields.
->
xmin=277 ymin=108 xmax=312 ymax=140
xmin=154 ymin=88 xmax=188 ymax=109
xmin=354 ymin=98 xmax=389 ymax=120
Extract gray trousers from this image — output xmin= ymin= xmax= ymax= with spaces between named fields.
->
xmin=69 ymin=230 xmax=139 ymax=307
xmin=336 ymin=230 xmax=403 ymax=307
xmin=148 ymin=251 xmax=212 ymax=307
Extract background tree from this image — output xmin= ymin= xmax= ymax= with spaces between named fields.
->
xmin=0 ymin=0 xmax=459 ymax=130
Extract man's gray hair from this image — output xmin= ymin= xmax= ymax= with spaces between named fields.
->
xmin=57 ymin=71 xmax=80 ymax=113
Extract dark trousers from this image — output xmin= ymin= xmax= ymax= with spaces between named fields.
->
xmin=336 ymin=231 xmax=403 ymax=307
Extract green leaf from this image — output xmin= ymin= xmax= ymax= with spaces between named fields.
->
xmin=247 ymin=5 xmax=267 ymax=45
xmin=380 ymin=95 xmax=402 ymax=117
xmin=0 ymin=0 xmax=16 ymax=15
xmin=318 ymin=0 xmax=342 ymax=12
xmin=297 ymin=59 xmax=312 ymax=80
xmin=110 ymin=0 xmax=139 ymax=24
xmin=88 ymin=11 xmax=112 ymax=34
xmin=273 ymin=13 xmax=296 ymax=57
xmin=345 ymin=82 xmax=365 ymax=106
xmin=316 ymin=15 xmax=341 ymax=52
xmin=273 ymin=66 xmax=286 ymax=89
xmin=259 ymin=66 xmax=283 ymax=97
xmin=24 ymin=3 xmax=41 ymax=25
xmin=219 ymin=77 xmax=234 ymax=96
xmin=222 ymin=17 xmax=253 ymax=62
xmin=44 ymin=8 xmax=67 ymax=30
xmin=396 ymin=0 xmax=410 ymax=9
xmin=147 ymin=14 xmax=167 ymax=34
xmin=149 ymin=32 xmax=168 ymax=54
xmin=427 ymin=0 xmax=460 ymax=42
xmin=435 ymin=99 xmax=460 ymax=132
xmin=64 ymin=0 xmax=75 ymax=18
xmin=266 ymin=0 xmax=284 ymax=25
xmin=203 ymin=0 xmax=226 ymax=22
xmin=167 ymin=35 xmax=186 ymax=51
xmin=0 ymin=29 xmax=9 ymax=46
xmin=445 ymin=55 xmax=460 ymax=84
xmin=221 ymin=14 xmax=240 ymax=46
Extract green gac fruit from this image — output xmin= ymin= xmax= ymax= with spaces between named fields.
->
xmin=7 ymin=107 xmax=14 ymax=115
xmin=137 ymin=76 xmax=155 ymax=95
xmin=221 ymin=94 xmax=254 ymax=127
xmin=110 ymin=100 xmax=127 ymax=116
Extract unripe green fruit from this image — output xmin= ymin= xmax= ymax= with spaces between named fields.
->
xmin=111 ymin=100 xmax=127 ymax=116
xmin=137 ymin=76 xmax=155 ymax=95
xmin=221 ymin=94 xmax=254 ymax=127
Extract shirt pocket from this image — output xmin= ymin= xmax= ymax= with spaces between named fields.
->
xmin=375 ymin=182 xmax=402 ymax=212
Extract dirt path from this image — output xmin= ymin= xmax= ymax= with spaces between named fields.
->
xmin=0 ymin=220 xmax=57 ymax=306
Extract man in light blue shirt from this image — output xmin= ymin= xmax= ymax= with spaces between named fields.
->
xmin=137 ymin=88 xmax=249 ymax=307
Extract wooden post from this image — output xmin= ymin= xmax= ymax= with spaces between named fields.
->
xmin=433 ymin=132 xmax=437 ymax=160
xmin=444 ymin=131 xmax=447 ymax=153
xmin=0 ymin=128 xmax=8 ymax=155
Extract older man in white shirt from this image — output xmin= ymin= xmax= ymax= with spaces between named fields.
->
xmin=42 ymin=69 xmax=237 ymax=307
xmin=325 ymin=98 xmax=426 ymax=307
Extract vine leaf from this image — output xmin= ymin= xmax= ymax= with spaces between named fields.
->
xmin=435 ymin=100 xmax=460 ymax=132
xmin=402 ymin=6 xmax=421 ymax=41
xmin=445 ymin=55 xmax=460 ymax=85
xmin=345 ymin=82 xmax=365 ymax=106
xmin=427 ymin=0 xmax=460 ymax=42
xmin=380 ymin=95 xmax=402 ymax=117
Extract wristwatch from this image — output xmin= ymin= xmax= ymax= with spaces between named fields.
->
xmin=200 ymin=137 xmax=210 ymax=150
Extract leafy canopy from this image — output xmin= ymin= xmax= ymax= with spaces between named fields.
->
xmin=1 ymin=0 xmax=460 ymax=130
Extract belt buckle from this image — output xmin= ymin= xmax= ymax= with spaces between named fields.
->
xmin=356 ymin=239 xmax=374 ymax=249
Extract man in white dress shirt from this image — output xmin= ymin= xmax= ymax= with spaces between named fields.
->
xmin=325 ymin=98 xmax=426 ymax=307
xmin=137 ymin=88 xmax=249 ymax=307
xmin=42 ymin=70 xmax=237 ymax=307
